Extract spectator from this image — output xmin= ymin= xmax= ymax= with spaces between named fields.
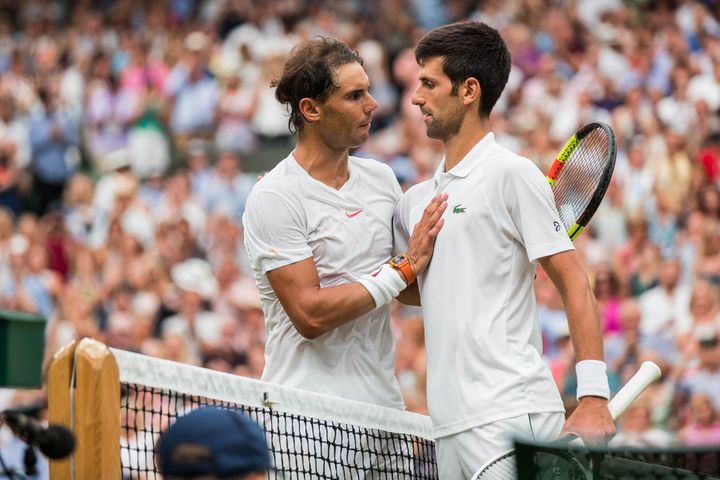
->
xmin=638 ymin=258 xmax=692 ymax=348
xmin=84 ymin=52 xmax=137 ymax=168
xmin=185 ymin=138 xmax=213 ymax=202
xmin=679 ymin=393 xmax=720 ymax=446
xmin=679 ymin=327 xmax=720 ymax=405
xmin=63 ymin=173 xmax=97 ymax=244
xmin=165 ymin=31 xmax=219 ymax=152
xmin=629 ymin=242 xmax=661 ymax=297
xmin=593 ymin=263 xmax=623 ymax=335
xmin=681 ymin=280 xmax=720 ymax=351
xmin=161 ymin=258 xmax=224 ymax=364
xmin=618 ymin=139 xmax=654 ymax=215
xmin=202 ymin=149 xmax=254 ymax=221
xmin=28 ymin=80 xmax=79 ymax=216
xmin=214 ymin=71 xmax=257 ymax=154
xmin=156 ymin=407 xmax=271 ymax=480
xmin=0 ymin=94 xmax=29 ymax=215
xmin=611 ymin=401 xmax=677 ymax=448
xmin=0 ymin=207 xmax=13 ymax=268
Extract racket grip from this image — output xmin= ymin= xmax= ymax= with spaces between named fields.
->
xmin=558 ymin=361 xmax=661 ymax=449
xmin=567 ymin=434 xmax=584 ymax=448
xmin=607 ymin=361 xmax=661 ymax=419
xmin=550 ymin=432 xmax=584 ymax=447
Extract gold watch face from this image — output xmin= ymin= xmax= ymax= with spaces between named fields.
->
xmin=390 ymin=255 xmax=407 ymax=266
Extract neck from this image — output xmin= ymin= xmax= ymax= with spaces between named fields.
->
xmin=293 ymin=131 xmax=351 ymax=189
xmin=443 ymin=115 xmax=491 ymax=171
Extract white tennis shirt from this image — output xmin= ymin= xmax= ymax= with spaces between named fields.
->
xmin=394 ymin=133 xmax=573 ymax=438
xmin=243 ymin=153 xmax=405 ymax=409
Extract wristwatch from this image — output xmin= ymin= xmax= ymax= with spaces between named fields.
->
xmin=388 ymin=254 xmax=416 ymax=285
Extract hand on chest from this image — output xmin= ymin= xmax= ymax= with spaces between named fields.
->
xmin=411 ymin=185 xmax=495 ymax=242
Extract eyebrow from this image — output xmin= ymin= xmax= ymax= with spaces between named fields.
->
xmin=343 ymin=86 xmax=368 ymax=97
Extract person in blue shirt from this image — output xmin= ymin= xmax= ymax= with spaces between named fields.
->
xmin=28 ymin=83 xmax=79 ymax=216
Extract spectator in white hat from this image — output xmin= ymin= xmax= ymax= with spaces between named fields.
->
xmin=161 ymin=258 xmax=223 ymax=362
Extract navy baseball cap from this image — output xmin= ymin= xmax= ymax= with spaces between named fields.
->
xmin=157 ymin=407 xmax=272 ymax=477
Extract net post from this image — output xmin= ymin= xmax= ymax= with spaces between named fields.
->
xmin=48 ymin=338 xmax=121 ymax=479
xmin=48 ymin=339 xmax=78 ymax=479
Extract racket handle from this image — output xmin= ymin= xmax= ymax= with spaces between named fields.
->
xmin=607 ymin=361 xmax=661 ymax=419
xmin=567 ymin=434 xmax=584 ymax=448
xmin=561 ymin=361 xmax=661 ymax=448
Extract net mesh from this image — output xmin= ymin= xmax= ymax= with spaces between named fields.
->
xmin=113 ymin=349 xmax=438 ymax=479
xmin=553 ymin=126 xmax=612 ymax=231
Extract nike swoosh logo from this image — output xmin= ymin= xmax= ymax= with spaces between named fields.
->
xmin=345 ymin=209 xmax=363 ymax=218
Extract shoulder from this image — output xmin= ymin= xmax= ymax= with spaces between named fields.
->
xmin=490 ymin=145 xmax=544 ymax=179
xmin=247 ymin=160 xmax=301 ymax=200
xmin=244 ymin=161 xmax=307 ymax=222
xmin=487 ymin=147 xmax=550 ymax=201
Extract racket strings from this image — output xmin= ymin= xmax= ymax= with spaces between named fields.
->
xmin=476 ymin=453 xmax=517 ymax=479
xmin=553 ymin=129 xmax=611 ymax=230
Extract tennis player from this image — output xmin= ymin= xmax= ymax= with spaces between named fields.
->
xmin=243 ymin=37 xmax=445 ymax=478
xmin=242 ymin=37 xmax=445 ymax=408
xmin=393 ymin=22 xmax=616 ymax=478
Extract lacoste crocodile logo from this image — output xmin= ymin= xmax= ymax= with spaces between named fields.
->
xmin=452 ymin=204 xmax=466 ymax=214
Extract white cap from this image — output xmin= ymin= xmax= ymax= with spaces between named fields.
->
xmin=8 ymin=234 xmax=29 ymax=255
xmin=185 ymin=31 xmax=209 ymax=52
xmin=170 ymin=258 xmax=218 ymax=298
xmin=102 ymin=148 xmax=131 ymax=172
xmin=229 ymin=280 xmax=262 ymax=310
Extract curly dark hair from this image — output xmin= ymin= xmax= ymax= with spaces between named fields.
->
xmin=272 ymin=37 xmax=363 ymax=134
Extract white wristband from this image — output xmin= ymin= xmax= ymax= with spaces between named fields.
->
xmin=358 ymin=264 xmax=407 ymax=308
xmin=576 ymin=359 xmax=610 ymax=400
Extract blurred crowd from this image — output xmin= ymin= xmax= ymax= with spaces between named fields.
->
xmin=1 ymin=0 xmax=720 ymax=452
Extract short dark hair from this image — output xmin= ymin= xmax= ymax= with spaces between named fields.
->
xmin=273 ymin=37 xmax=363 ymax=133
xmin=415 ymin=21 xmax=511 ymax=118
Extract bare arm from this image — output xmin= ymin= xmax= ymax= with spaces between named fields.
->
xmin=539 ymin=250 xmax=603 ymax=362
xmin=539 ymin=250 xmax=616 ymax=445
xmin=267 ymin=194 xmax=446 ymax=339
xmin=267 ymin=258 xmax=376 ymax=339
xmin=397 ymin=283 xmax=420 ymax=306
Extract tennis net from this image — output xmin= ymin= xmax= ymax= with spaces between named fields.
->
xmin=49 ymin=340 xmax=437 ymax=479
xmin=514 ymin=439 xmax=720 ymax=479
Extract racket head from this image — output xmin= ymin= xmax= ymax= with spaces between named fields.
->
xmin=472 ymin=449 xmax=516 ymax=480
xmin=472 ymin=448 xmax=589 ymax=480
xmin=547 ymin=122 xmax=617 ymax=240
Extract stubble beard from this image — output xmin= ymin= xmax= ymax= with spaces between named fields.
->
xmin=425 ymin=109 xmax=463 ymax=142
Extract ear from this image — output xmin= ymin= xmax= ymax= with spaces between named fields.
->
xmin=460 ymin=77 xmax=481 ymax=107
xmin=299 ymin=98 xmax=321 ymax=123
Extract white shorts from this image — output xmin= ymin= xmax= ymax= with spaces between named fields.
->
xmin=436 ymin=411 xmax=565 ymax=480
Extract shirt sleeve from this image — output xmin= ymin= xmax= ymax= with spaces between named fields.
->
xmin=504 ymin=159 xmax=574 ymax=262
xmin=242 ymin=185 xmax=313 ymax=274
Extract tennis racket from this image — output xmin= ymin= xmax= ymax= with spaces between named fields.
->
xmin=547 ymin=122 xmax=617 ymax=240
xmin=471 ymin=361 xmax=662 ymax=480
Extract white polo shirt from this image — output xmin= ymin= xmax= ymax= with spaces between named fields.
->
xmin=243 ymin=153 xmax=405 ymax=409
xmin=394 ymin=133 xmax=573 ymax=437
